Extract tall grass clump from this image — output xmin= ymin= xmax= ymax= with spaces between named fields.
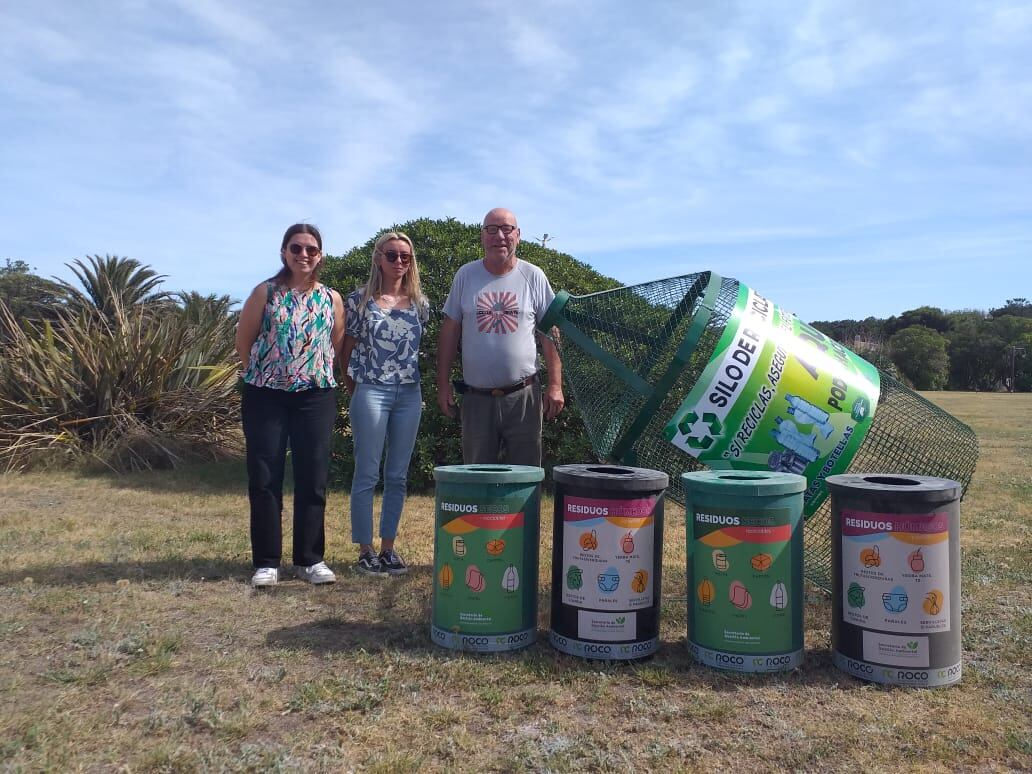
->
xmin=0 ymin=256 xmax=241 ymax=471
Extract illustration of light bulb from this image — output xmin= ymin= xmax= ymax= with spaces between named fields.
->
xmin=785 ymin=394 xmax=835 ymax=438
xmin=452 ymin=536 xmax=466 ymax=557
xmin=771 ymin=418 xmax=820 ymax=462
xmin=770 ymin=580 xmax=788 ymax=609
xmin=502 ymin=564 xmax=519 ymax=592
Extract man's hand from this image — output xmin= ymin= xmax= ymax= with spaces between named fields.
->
xmin=437 ymin=383 xmax=458 ymax=419
xmin=544 ymin=382 xmax=565 ymax=420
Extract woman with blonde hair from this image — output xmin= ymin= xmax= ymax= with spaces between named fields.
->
xmin=342 ymin=231 xmax=429 ymax=576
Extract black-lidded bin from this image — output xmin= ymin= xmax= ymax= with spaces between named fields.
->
xmin=550 ymin=464 xmax=668 ymax=660
xmin=828 ymin=474 xmax=962 ymax=687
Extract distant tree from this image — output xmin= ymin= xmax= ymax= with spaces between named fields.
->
xmin=0 ymin=259 xmax=64 ymax=331
xmin=945 ymin=312 xmax=1005 ymax=390
xmin=884 ymin=306 xmax=951 ymax=336
xmin=889 ymin=325 xmax=950 ymax=389
xmin=56 ymin=255 xmax=169 ymax=318
xmin=989 ymin=298 xmax=1032 ymax=319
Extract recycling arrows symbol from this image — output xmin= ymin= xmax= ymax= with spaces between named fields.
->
xmin=678 ymin=411 xmax=723 ymax=449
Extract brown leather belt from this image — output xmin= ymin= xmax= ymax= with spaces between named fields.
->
xmin=464 ymin=373 xmax=538 ymax=397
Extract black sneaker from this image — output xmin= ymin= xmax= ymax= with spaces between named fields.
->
xmin=378 ymin=549 xmax=409 ymax=576
xmin=355 ymin=551 xmax=387 ymax=577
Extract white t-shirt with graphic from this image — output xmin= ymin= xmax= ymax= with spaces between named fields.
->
xmin=442 ymin=258 xmax=555 ymax=389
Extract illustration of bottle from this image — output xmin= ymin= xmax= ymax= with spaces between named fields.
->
xmin=771 ymin=417 xmax=820 ymax=462
xmin=452 ymin=536 xmax=466 ymax=558
xmin=785 ymin=393 xmax=835 ymax=438
xmin=439 ymin=564 xmax=453 ymax=590
xmin=502 ymin=564 xmax=519 ymax=592
xmin=770 ymin=580 xmax=788 ymax=609
xmin=697 ymin=578 xmax=715 ymax=605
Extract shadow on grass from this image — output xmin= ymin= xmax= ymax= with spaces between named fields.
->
xmin=0 ymin=557 xmax=248 ymax=586
xmin=85 ymin=457 xmax=249 ymax=496
xmin=267 ymin=617 xmax=438 ymax=654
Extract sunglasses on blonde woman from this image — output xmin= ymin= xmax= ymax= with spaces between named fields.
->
xmin=288 ymin=244 xmax=320 ymax=257
xmin=381 ymin=250 xmax=412 ymax=264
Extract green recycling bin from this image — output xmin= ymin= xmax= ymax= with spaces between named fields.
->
xmin=431 ymin=464 xmax=544 ymax=653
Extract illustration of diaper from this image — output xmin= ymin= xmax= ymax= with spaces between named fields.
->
xmin=465 ymin=565 xmax=485 ymax=593
xmin=729 ymin=580 xmax=752 ymax=610
xmin=785 ymin=393 xmax=835 ymax=438
xmin=697 ymin=578 xmax=715 ymax=605
xmin=502 ymin=564 xmax=519 ymax=592
xmin=751 ymin=553 xmax=772 ymax=572
xmin=621 ymin=532 xmax=635 ymax=554
xmin=439 ymin=563 xmax=454 ymax=590
xmin=882 ymin=586 xmax=909 ymax=613
xmin=860 ymin=545 xmax=881 ymax=568
xmin=579 ymin=530 xmax=598 ymax=551
xmin=598 ymin=568 xmax=621 ymax=594
xmin=908 ymin=548 xmax=925 ymax=573
xmin=922 ymin=589 xmax=944 ymax=616
xmin=771 ymin=417 xmax=820 ymax=462
xmin=566 ymin=565 xmax=583 ymax=590
xmin=712 ymin=549 xmax=729 ymax=571
xmin=847 ymin=582 xmax=866 ymax=608
xmin=769 ymin=581 xmax=788 ymax=609
xmin=631 ymin=569 xmax=648 ymax=594
xmin=452 ymin=536 xmax=466 ymax=558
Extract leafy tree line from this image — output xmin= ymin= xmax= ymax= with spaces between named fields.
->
xmin=812 ymin=300 xmax=1032 ymax=391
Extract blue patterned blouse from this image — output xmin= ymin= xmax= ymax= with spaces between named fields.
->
xmin=345 ymin=290 xmax=427 ymax=384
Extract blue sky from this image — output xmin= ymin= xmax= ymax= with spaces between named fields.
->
xmin=2 ymin=1 xmax=1029 ymax=322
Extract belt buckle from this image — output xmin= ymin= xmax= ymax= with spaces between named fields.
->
xmin=490 ymin=388 xmax=505 ymax=397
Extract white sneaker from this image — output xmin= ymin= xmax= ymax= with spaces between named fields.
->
xmin=296 ymin=561 xmax=336 ymax=585
xmin=252 ymin=567 xmax=279 ymax=587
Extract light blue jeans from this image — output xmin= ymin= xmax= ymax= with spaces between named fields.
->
xmin=349 ymin=381 xmax=422 ymax=545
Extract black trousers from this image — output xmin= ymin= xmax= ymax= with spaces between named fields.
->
xmin=241 ymin=384 xmax=337 ymax=568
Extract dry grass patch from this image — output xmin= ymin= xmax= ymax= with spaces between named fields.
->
xmin=0 ymin=393 xmax=1029 ymax=771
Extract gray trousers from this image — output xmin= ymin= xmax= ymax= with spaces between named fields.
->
xmin=460 ymin=382 xmax=543 ymax=467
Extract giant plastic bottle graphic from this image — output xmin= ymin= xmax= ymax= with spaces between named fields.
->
xmin=785 ymin=394 xmax=835 ymax=438
xmin=771 ymin=418 xmax=820 ymax=463
xmin=770 ymin=581 xmax=788 ymax=610
xmin=502 ymin=564 xmax=520 ymax=592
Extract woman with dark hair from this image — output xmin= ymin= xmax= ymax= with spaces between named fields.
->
xmin=342 ymin=231 xmax=429 ymax=576
xmin=236 ymin=223 xmax=345 ymax=587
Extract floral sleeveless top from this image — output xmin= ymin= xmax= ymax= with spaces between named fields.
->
xmin=345 ymin=290 xmax=427 ymax=384
xmin=243 ymin=282 xmax=337 ymax=391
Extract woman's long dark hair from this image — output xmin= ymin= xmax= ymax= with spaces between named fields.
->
xmin=270 ymin=223 xmax=324 ymax=286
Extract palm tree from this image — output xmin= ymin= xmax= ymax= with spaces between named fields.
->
xmin=56 ymin=255 xmax=169 ymax=317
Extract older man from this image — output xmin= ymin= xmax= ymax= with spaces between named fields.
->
xmin=436 ymin=208 xmax=564 ymax=466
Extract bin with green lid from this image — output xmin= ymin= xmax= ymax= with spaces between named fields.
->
xmin=683 ymin=470 xmax=806 ymax=672
xmin=431 ymin=464 xmax=544 ymax=652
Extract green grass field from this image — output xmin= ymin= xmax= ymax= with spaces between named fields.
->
xmin=1 ymin=392 xmax=1029 ymax=771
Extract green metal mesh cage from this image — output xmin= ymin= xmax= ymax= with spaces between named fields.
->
xmin=539 ymin=272 xmax=978 ymax=591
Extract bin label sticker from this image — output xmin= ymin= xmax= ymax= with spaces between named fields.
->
xmin=841 ymin=509 xmax=951 ymax=633
xmin=434 ymin=507 xmax=527 ymax=633
xmin=577 ymin=610 xmax=637 ymax=641
xmin=689 ymin=507 xmax=800 ymax=654
xmin=665 ymin=283 xmax=881 ymax=515
xmin=562 ymin=495 xmax=656 ymax=610
xmin=862 ymin=630 xmax=930 ymax=667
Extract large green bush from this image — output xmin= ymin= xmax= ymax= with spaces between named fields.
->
xmin=319 ymin=217 xmax=621 ymax=490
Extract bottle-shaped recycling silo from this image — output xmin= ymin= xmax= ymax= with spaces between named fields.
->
xmin=537 ymin=272 xmax=978 ymax=590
